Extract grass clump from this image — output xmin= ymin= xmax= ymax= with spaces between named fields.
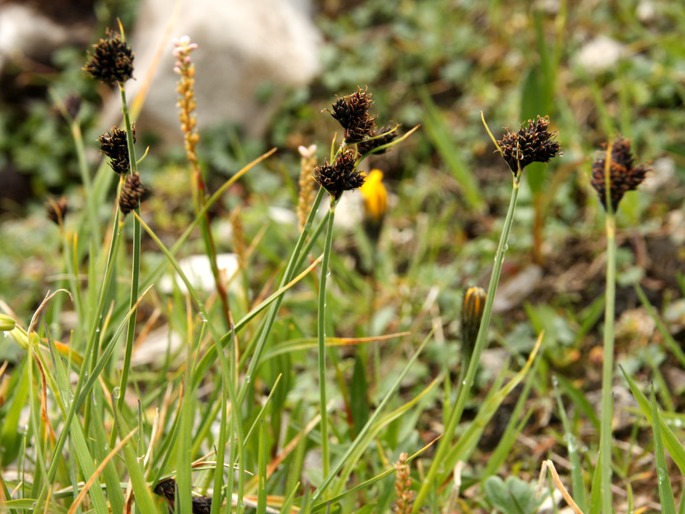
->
xmin=1 ymin=3 xmax=684 ymax=513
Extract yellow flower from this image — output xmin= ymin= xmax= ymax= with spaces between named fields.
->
xmin=360 ymin=169 xmax=388 ymax=222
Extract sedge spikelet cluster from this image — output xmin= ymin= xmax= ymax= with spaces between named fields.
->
xmin=313 ymin=147 xmax=365 ymax=200
xmin=315 ymin=87 xmax=404 ymax=200
xmin=153 ymin=478 xmax=212 ymax=513
xmin=83 ymin=29 xmax=134 ymax=86
xmin=99 ymin=125 xmax=135 ymax=174
xmin=497 ymin=116 xmax=561 ymax=176
xmin=329 ymin=87 xmax=397 ymax=154
xmin=119 ymin=173 xmax=145 ymax=215
xmin=590 ymin=137 xmax=649 ymax=211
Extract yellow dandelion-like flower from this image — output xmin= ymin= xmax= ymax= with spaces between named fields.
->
xmin=360 ymin=169 xmax=388 ymax=222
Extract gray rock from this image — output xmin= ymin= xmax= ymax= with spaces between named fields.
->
xmin=105 ymin=0 xmax=322 ymax=141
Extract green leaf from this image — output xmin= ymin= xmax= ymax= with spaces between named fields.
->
xmin=484 ymin=476 xmax=542 ymax=514
xmin=650 ymin=387 xmax=677 ymax=514
xmin=257 ymin=420 xmax=267 ymax=514
xmin=553 ymin=377 xmax=587 ymax=511
xmin=622 ymin=367 xmax=685 ymax=475
xmin=0 ymin=360 xmax=29 ymax=466
xmin=350 ymin=355 xmax=370 ymax=438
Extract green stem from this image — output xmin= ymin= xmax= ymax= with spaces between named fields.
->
xmin=211 ymin=331 xmax=232 ymax=514
xmin=235 ymin=187 xmax=326 ymax=406
xmin=318 ymin=196 xmax=338 ymax=482
xmin=413 ymin=175 xmax=521 ymax=511
xmin=193 ymin=150 xmax=232 ymax=329
xmin=114 ymin=84 xmax=141 ymax=432
xmin=199 ymin=210 xmax=232 ymax=329
xmin=71 ymin=121 xmax=101 ymax=245
xmin=44 ymin=212 xmax=123 ymax=490
xmin=599 ymin=212 xmax=616 ymax=513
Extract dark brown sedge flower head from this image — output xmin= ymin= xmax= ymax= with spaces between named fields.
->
xmin=99 ymin=125 xmax=135 ymax=174
xmin=154 ymin=478 xmax=176 ymax=504
xmin=330 ymin=87 xmax=377 ymax=144
xmin=313 ymin=148 xmax=365 ymax=199
xmin=498 ymin=116 xmax=561 ymax=176
xmin=358 ymin=125 xmax=397 ymax=156
xmin=119 ymin=173 xmax=145 ymax=215
xmin=153 ymin=477 xmax=212 ymax=514
xmin=46 ymin=197 xmax=68 ymax=225
xmin=83 ymin=29 xmax=134 ymax=86
xmin=591 ymin=137 xmax=649 ymax=211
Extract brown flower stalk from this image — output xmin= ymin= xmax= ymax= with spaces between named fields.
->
xmin=393 ymin=452 xmax=414 ymax=514
xmin=173 ymin=36 xmax=202 ymax=205
xmin=230 ymin=208 xmax=247 ymax=272
xmin=590 ymin=136 xmax=649 ymax=211
xmin=173 ymin=36 xmax=231 ymax=328
xmin=297 ymin=144 xmax=318 ymax=231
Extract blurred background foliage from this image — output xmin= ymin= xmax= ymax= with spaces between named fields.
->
xmin=1 ymin=0 xmax=683 ymax=344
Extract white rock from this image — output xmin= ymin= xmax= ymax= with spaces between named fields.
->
xmin=575 ymin=35 xmax=625 ymax=74
xmin=636 ymin=0 xmax=657 ymax=22
xmin=0 ymin=3 xmax=91 ymax=73
xmin=107 ymin=0 xmax=321 ymax=141
xmin=158 ymin=253 xmax=239 ymax=294
xmin=132 ymin=325 xmax=183 ymax=367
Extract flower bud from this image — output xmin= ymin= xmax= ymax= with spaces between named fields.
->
xmin=461 ymin=286 xmax=486 ymax=365
xmin=0 ymin=314 xmax=16 ymax=332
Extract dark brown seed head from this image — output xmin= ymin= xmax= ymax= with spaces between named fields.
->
xmin=191 ymin=496 xmax=213 ymax=514
xmin=99 ymin=125 xmax=135 ymax=174
xmin=591 ymin=137 xmax=649 ymax=211
xmin=46 ymin=197 xmax=68 ymax=225
xmin=313 ymin=148 xmax=365 ymax=199
xmin=154 ymin=478 xmax=177 ymax=502
xmin=329 ymin=87 xmax=377 ymax=144
xmin=497 ymin=116 xmax=561 ymax=176
xmin=330 ymin=87 xmax=373 ymax=129
xmin=357 ymin=125 xmax=397 ymax=155
xmin=83 ymin=29 xmax=134 ymax=86
xmin=119 ymin=173 xmax=145 ymax=215
xmin=153 ymin=477 xmax=212 ymax=514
